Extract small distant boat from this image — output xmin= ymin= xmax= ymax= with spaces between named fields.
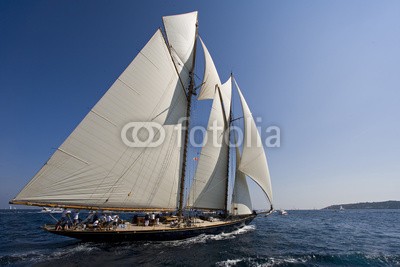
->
xmin=41 ymin=207 xmax=64 ymax=213
xmin=339 ymin=205 xmax=345 ymax=211
xmin=279 ymin=210 xmax=288 ymax=215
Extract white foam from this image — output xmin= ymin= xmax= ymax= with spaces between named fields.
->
xmin=216 ymin=258 xmax=247 ymax=266
xmin=165 ymin=224 xmax=256 ymax=246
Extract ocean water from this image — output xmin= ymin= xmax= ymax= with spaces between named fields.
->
xmin=1 ymin=209 xmax=399 ymax=266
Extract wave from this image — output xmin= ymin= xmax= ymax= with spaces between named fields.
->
xmin=0 ymin=243 xmax=100 ymax=265
xmin=162 ymin=225 xmax=257 ymax=247
xmin=215 ymin=253 xmax=400 ymax=266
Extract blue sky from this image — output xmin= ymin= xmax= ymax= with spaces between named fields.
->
xmin=1 ymin=1 xmax=399 ymax=209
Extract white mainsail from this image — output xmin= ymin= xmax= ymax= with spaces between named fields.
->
xmin=235 ymin=79 xmax=273 ymax=205
xmin=12 ymin=29 xmax=191 ymax=210
xmin=163 ymin=11 xmax=198 ymax=71
xmin=187 ymin=78 xmax=232 ymax=210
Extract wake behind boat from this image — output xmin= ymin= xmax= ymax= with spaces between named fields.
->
xmin=10 ymin=11 xmax=274 ymax=242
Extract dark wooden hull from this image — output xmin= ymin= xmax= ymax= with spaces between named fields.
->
xmin=44 ymin=215 xmax=255 ymax=242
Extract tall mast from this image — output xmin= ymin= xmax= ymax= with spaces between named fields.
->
xmin=224 ymin=108 xmax=232 ymax=215
xmin=217 ymin=81 xmax=232 ymax=215
xmin=177 ymin=21 xmax=198 ymax=219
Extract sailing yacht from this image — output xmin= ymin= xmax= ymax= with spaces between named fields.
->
xmin=10 ymin=11 xmax=274 ymax=241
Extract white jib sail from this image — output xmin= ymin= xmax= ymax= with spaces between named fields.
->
xmin=235 ymin=79 xmax=273 ymax=204
xmin=163 ymin=11 xmax=198 ymax=72
xmin=188 ymin=78 xmax=232 ymax=210
xmin=232 ymin=137 xmax=252 ymax=215
xmin=232 ymin=171 xmax=253 ymax=215
xmin=12 ymin=29 xmax=190 ymax=210
xmin=197 ymin=37 xmax=221 ymax=100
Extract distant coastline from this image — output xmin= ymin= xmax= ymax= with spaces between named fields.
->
xmin=323 ymin=200 xmax=400 ymax=210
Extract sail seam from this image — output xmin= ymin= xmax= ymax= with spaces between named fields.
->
xmin=117 ymin=78 xmax=140 ymax=95
xmin=57 ymin=148 xmax=89 ymax=164
xmin=90 ymin=109 xmax=117 ymax=126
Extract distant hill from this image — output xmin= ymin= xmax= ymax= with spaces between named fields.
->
xmin=323 ymin=200 xmax=400 ymax=210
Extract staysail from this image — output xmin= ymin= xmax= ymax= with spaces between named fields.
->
xmin=187 ymin=77 xmax=232 ymax=210
xmin=234 ymin=78 xmax=273 ymax=205
xmin=231 ymin=136 xmax=252 ymax=215
xmin=11 ymin=29 xmax=191 ymax=211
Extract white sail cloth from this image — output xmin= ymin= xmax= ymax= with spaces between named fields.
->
xmin=188 ymin=78 xmax=232 ymax=210
xmin=12 ymin=30 xmax=190 ymax=210
xmin=231 ymin=136 xmax=252 ymax=215
xmin=163 ymin=11 xmax=198 ymax=72
xmin=198 ymin=37 xmax=221 ymax=100
xmin=231 ymin=171 xmax=253 ymax=215
xmin=235 ymin=79 xmax=273 ymax=204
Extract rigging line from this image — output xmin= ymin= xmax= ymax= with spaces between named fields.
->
xmin=106 ymin=127 xmax=161 ymax=200
xmin=47 ymin=213 xmax=59 ymax=223
xmin=91 ymin=40 xmax=187 ymax=204
xmin=159 ymin=28 xmax=189 ymax=100
xmin=194 ymin=82 xmax=205 ymax=91
xmin=88 ymin=144 xmax=131 ymax=203
xmin=178 ymin=20 xmax=198 ymax=220
xmin=145 ymin=132 xmax=176 ymax=207
xmin=101 ymin=70 xmax=188 ymax=203
xmin=230 ymin=116 xmax=244 ymax=123
xmin=121 ymin=85 xmax=183 ymax=203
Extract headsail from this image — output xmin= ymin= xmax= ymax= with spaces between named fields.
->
xmin=232 ymin=171 xmax=253 ymax=215
xmin=187 ymin=78 xmax=232 ymax=210
xmin=231 ymin=135 xmax=252 ymax=215
xmin=234 ymin=78 xmax=273 ymax=205
xmin=11 ymin=30 xmax=189 ymax=211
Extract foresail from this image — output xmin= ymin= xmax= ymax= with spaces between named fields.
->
xmin=187 ymin=78 xmax=232 ymax=210
xmin=198 ymin=37 xmax=221 ymax=100
xmin=235 ymin=79 xmax=273 ymax=204
xmin=12 ymin=30 xmax=188 ymax=210
xmin=163 ymin=11 xmax=198 ymax=72
xmin=232 ymin=171 xmax=253 ymax=215
xmin=231 ymin=135 xmax=252 ymax=215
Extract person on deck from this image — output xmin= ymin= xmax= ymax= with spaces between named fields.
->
xmin=106 ymin=214 xmax=113 ymax=229
xmin=155 ymin=213 xmax=160 ymax=225
xmin=93 ymin=219 xmax=99 ymax=230
xmin=112 ymin=215 xmax=119 ymax=228
xmin=72 ymin=210 xmax=79 ymax=225
xmin=65 ymin=210 xmax=72 ymax=229
xmin=144 ymin=213 xmax=150 ymax=226
xmin=92 ymin=212 xmax=99 ymax=223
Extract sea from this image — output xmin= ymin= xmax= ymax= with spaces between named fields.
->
xmin=1 ymin=209 xmax=399 ymax=266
